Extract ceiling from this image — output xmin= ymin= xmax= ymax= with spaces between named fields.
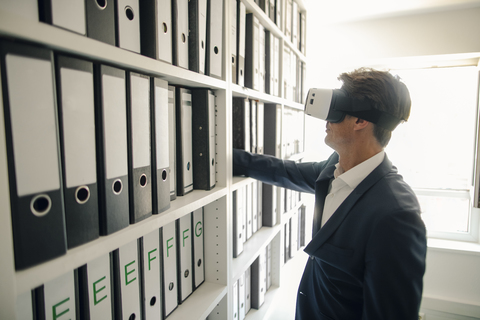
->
xmin=309 ymin=0 xmax=480 ymax=24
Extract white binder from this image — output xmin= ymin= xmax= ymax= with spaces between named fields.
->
xmin=285 ymin=0 xmax=292 ymax=40
xmin=177 ymin=213 xmax=193 ymax=302
xmin=258 ymin=23 xmax=265 ymax=93
xmin=245 ymin=182 xmax=253 ymax=240
xmin=168 ymin=86 xmax=177 ymax=200
xmin=141 ymin=230 xmax=162 ymax=320
xmin=46 ymin=0 xmax=86 ymax=34
xmin=245 ymin=266 xmax=251 ymax=314
xmin=140 ymin=0 xmax=172 ymax=63
xmin=176 ymin=88 xmax=194 ymax=195
xmin=232 ymin=280 xmax=239 ymax=320
xmin=292 ymin=1 xmax=298 ymax=45
xmin=84 ymin=254 xmax=113 ymax=319
xmin=15 ymin=290 xmax=33 ymax=320
xmin=153 ymin=78 xmax=171 ymax=213
xmin=43 ymin=271 xmax=77 ymax=320
xmin=189 ymin=0 xmax=207 ymax=74
xmin=266 ymin=243 xmax=272 ymax=290
xmin=252 ymin=181 xmax=258 ymax=234
xmin=233 ymin=187 xmax=245 ymax=257
xmin=128 ymin=72 xmax=152 ymax=223
xmin=238 ymin=273 xmax=246 ymax=320
xmin=162 ymin=221 xmax=178 ymax=317
xmin=192 ymin=207 xmax=205 ymax=288
xmin=116 ymin=0 xmax=141 ymax=53
xmin=273 ymin=35 xmax=280 ymax=97
xmin=2 ymin=0 xmax=38 ymax=21
xmin=290 ymin=209 xmax=299 ymax=257
xmin=237 ymin=0 xmax=246 ymax=86
xmin=113 ymin=240 xmax=141 ymax=320
xmin=230 ymin=0 xmax=237 ymax=83
xmin=250 ymin=99 xmax=257 ymax=153
xmin=206 ymin=0 xmax=224 ymax=79
xmin=251 ymin=250 xmax=266 ymax=309
xmin=173 ymin=0 xmax=189 ymax=69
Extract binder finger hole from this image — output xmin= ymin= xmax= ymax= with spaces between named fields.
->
xmin=75 ymin=186 xmax=91 ymax=204
xmin=112 ymin=179 xmax=123 ymax=195
xmin=184 ymin=269 xmax=189 ymax=278
xmin=139 ymin=174 xmax=147 ymax=187
xmin=211 ymin=158 xmax=215 ymax=167
xmin=182 ymin=33 xmax=186 ymax=43
xmin=162 ymin=169 xmax=167 ymax=181
xmin=30 ymin=194 xmax=52 ymax=217
xmin=187 ymin=162 xmax=190 ymax=171
xmin=197 ymin=259 xmax=202 ymax=267
xmin=163 ymin=23 xmax=168 ymax=33
xmin=214 ymin=46 xmax=219 ymax=54
xmin=168 ymin=282 xmax=174 ymax=291
xmin=128 ymin=314 xmax=136 ymax=320
xmin=150 ymin=297 xmax=156 ymax=306
xmin=124 ymin=6 xmax=134 ymax=21
xmin=95 ymin=0 xmax=107 ymax=9
xmin=202 ymin=41 xmax=204 ymax=49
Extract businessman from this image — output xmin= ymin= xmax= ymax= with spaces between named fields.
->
xmin=233 ymin=68 xmax=427 ymax=319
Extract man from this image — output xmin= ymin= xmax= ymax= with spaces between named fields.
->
xmin=233 ymin=68 xmax=427 ymax=319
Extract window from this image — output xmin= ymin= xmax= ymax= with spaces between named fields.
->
xmin=387 ymin=66 xmax=480 ymax=242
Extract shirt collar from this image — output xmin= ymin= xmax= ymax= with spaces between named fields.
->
xmin=334 ymin=151 xmax=385 ymax=189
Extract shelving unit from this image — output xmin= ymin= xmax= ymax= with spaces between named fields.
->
xmin=0 ymin=0 xmax=307 ymax=319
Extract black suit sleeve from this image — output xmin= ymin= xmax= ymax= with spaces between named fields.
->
xmin=233 ymin=148 xmax=334 ymax=194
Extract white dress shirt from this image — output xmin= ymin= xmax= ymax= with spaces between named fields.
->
xmin=321 ymin=151 xmax=385 ymax=227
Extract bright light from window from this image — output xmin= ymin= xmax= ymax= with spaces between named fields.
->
xmin=387 ymin=66 xmax=478 ymax=234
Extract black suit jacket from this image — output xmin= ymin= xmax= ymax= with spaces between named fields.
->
xmin=233 ymin=149 xmax=427 ymax=320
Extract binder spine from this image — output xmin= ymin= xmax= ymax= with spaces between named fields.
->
xmin=85 ymin=0 xmax=116 ymax=45
xmin=175 ymin=87 xmax=193 ymax=196
xmin=1 ymin=41 xmax=67 ymax=270
xmin=56 ymin=55 xmax=99 ymax=249
xmin=232 ymin=97 xmax=250 ymax=151
xmin=127 ymin=72 xmax=153 ymax=224
xmin=192 ymin=89 xmax=216 ymax=190
xmin=94 ymin=65 xmax=129 ymax=235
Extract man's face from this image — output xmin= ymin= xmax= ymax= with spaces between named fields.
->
xmin=324 ymin=115 xmax=357 ymax=151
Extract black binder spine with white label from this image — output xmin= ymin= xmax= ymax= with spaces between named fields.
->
xmin=56 ymin=55 xmax=99 ymax=249
xmin=1 ymin=40 xmax=67 ymax=270
xmin=94 ymin=64 xmax=130 ymax=235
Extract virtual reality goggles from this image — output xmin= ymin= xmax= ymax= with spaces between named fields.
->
xmin=304 ymin=88 xmax=404 ymax=131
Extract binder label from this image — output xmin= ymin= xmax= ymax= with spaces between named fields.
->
xmin=93 ymin=276 xmax=108 ymax=305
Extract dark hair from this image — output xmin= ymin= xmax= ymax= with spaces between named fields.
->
xmin=337 ymin=68 xmax=411 ymax=147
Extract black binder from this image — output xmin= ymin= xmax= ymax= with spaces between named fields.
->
xmin=55 ymin=55 xmax=99 ymax=249
xmin=245 ymin=13 xmax=259 ymax=90
xmin=1 ymin=40 xmax=67 ymax=270
xmin=127 ymin=72 xmax=153 ymax=223
xmin=188 ymin=0 xmax=207 ymax=74
xmin=191 ymin=89 xmax=216 ymax=190
xmin=232 ymin=97 xmax=250 ymax=152
xmin=85 ymin=0 xmax=116 ymax=45
xmin=94 ymin=64 xmax=130 ymax=235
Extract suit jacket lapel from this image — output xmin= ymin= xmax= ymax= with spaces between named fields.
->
xmin=304 ymin=155 xmax=394 ymax=256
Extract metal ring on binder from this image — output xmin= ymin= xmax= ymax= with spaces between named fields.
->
xmin=30 ymin=194 xmax=52 ymax=217
xmin=112 ymin=179 xmax=123 ymax=195
xmin=139 ymin=174 xmax=147 ymax=187
xmin=75 ymin=186 xmax=91 ymax=204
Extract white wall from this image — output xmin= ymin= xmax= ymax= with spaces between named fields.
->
xmin=305 ymin=5 xmax=480 ymax=319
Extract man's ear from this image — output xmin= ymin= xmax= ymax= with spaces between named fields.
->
xmin=354 ymin=118 xmax=371 ymax=131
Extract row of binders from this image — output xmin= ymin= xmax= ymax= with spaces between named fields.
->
xmin=14 ymin=209 xmax=205 ymax=320
xmin=233 ymin=181 xmax=264 ymax=258
xmin=205 ymin=241 xmax=275 ymax=320
xmin=233 ymin=242 xmax=272 ymax=320
xmin=3 ymin=0 xmax=224 ymax=78
xmin=284 ymin=204 xmax=306 ymax=263
xmin=232 ymin=3 xmax=283 ymax=97
xmin=284 ymin=46 xmax=307 ymax=104
xmin=0 ymin=40 xmax=216 ymax=270
xmin=284 ymin=0 xmax=307 ymax=55
xmin=282 ymin=106 xmax=305 ymax=159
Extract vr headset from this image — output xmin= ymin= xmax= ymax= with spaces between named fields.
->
xmin=304 ymin=88 xmax=404 ymax=131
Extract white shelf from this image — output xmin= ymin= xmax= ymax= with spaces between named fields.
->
xmin=169 ymin=282 xmax=228 ymax=320
xmin=0 ymin=9 xmax=227 ymax=90
xmin=231 ymin=224 xmax=282 ymax=282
